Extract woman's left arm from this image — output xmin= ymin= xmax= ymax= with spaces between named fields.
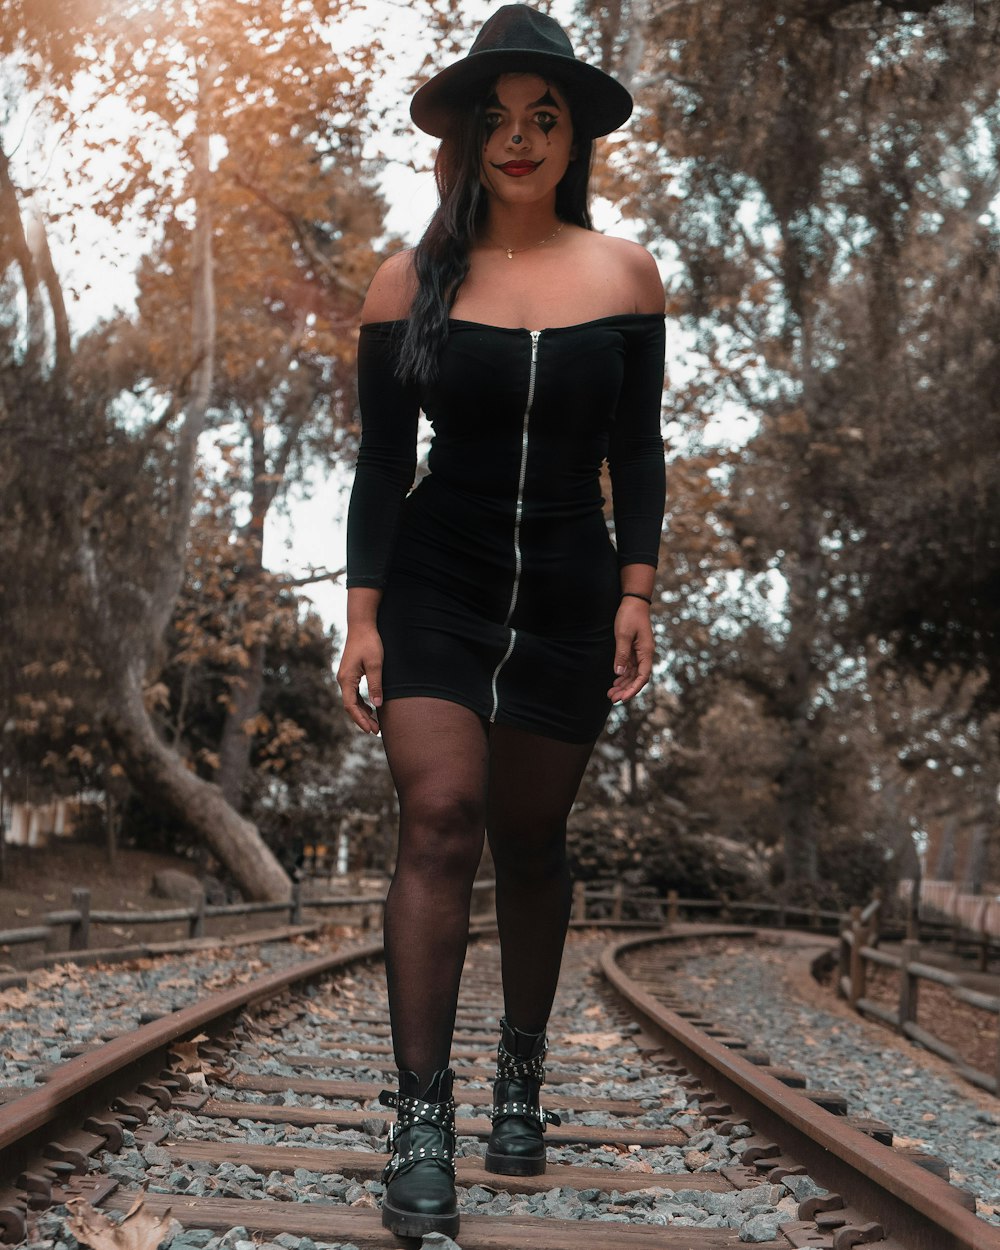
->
xmin=607 ymin=248 xmax=667 ymax=704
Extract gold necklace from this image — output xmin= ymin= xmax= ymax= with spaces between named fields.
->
xmin=491 ymin=221 xmax=565 ymax=260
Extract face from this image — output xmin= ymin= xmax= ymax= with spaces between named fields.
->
xmin=479 ymin=73 xmax=576 ymax=206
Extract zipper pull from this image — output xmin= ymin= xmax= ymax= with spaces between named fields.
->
xmin=530 ymin=330 xmax=540 ymax=360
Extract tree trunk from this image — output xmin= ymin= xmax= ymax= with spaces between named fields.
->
xmin=217 ymin=407 xmax=269 ymax=809
xmin=933 ymin=815 xmax=957 ymax=881
xmin=776 ymin=514 xmax=823 ymax=886
xmin=106 ymin=666 xmax=290 ymax=901
xmin=961 ymin=823 xmax=989 ymax=894
xmin=218 ymin=637 xmax=267 ymax=808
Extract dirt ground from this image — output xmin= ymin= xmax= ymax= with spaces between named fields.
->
xmin=0 ymin=841 xmax=204 ymax=928
xmin=0 ymin=840 xmax=380 ymax=968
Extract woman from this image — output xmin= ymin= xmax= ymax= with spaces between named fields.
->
xmin=337 ymin=4 xmax=665 ymax=1238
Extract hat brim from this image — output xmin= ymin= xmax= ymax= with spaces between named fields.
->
xmin=410 ymin=50 xmax=633 ymax=139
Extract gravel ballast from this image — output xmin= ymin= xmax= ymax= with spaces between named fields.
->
xmin=10 ymin=928 xmax=995 ymax=1247
xmin=671 ymin=938 xmax=1000 ymax=1225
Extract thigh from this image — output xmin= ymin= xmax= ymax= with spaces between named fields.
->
xmin=380 ymin=696 xmax=491 ymax=818
xmin=486 ymin=722 xmax=597 ymax=838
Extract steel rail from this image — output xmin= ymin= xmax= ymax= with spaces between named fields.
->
xmin=0 ymin=935 xmax=385 ymax=1184
xmin=602 ymin=930 xmax=1000 ymax=1250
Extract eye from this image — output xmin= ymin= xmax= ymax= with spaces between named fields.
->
xmin=484 ymin=112 xmax=503 ymax=135
xmin=535 ymin=112 xmax=558 ymax=135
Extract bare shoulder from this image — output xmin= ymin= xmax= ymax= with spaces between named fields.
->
xmin=584 ymin=233 xmax=664 ymax=315
xmin=360 ymin=250 xmax=418 ymax=324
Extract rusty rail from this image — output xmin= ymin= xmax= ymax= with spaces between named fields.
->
xmin=602 ymin=930 xmax=999 ymax=1250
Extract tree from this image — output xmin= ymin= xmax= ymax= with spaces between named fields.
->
xmin=1 ymin=0 xmax=387 ymax=897
xmin=575 ymin=0 xmax=1000 ymax=888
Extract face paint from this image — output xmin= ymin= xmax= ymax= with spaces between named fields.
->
xmin=478 ymin=73 xmax=575 ymax=208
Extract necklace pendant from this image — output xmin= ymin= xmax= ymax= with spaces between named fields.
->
xmin=505 ymin=248 xmax=514 ymax=260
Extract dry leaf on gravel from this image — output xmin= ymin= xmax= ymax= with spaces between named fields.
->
xmin=66 ymin=1196 xmax=174 ymax=1250
xmin=32 ymin=967 xmax=74 ymax=989
xmin=305 ymin=1001 xmax=342 ymax=1021
xmin=583 ymin=1005 xmax=603 ymax=1019
xmin=167 ymin=1035 xmax=211 ymax=1073
xmin=561 ymin=1031 xmax=623 ymax=1050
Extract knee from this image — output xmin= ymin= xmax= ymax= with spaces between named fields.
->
xmin=489 ymin=819 xmax=568 ymax=883
xmin=398 ymin=789 xmax=484 ymax=877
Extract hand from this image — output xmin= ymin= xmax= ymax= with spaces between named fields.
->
xmin=336 ymin=624 xmax=384 ymax=734
xmin=607 ymin=598 xmax=655 ymax=704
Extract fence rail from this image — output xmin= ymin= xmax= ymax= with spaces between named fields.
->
xmin=4 ymin=874 xmax=998 ymax=1093
xmin=838 ymin=903 xmax=1000 ymax=1095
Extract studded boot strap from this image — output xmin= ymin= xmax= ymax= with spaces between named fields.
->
xmin=378 ymin=1088 xmax=458 ymax=1181
xmin=490 ymin=1038 xmax=562 ymax=1129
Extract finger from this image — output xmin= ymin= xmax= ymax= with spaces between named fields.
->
xmin=364 ymin=658 xmax=384 ymax=709
xmin=337 ymin=664 xmax=380 ymax=734
xmin=607 ymin=661 xmax=638 ymax=701
xmin=618 ymin=649 xmax=653 ymax=701
xmin=345 ymin=685 xmax=380 ymax=734
xmin=612 ymin=630 xmax=637 ymax=677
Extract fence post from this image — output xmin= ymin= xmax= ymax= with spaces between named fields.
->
xmin=848 ymin=906 xmax=866 ymax=1006
xmin=611 ymin=881 xmax=624 ymax=922
xmin=69 ymin=887 xmax=91 ymax=951
xmin=572 ymin=880 xmax=587 ymax=923
xmin=719 ymin=891 xmax=731 ymax=923
xmin=189 ymin=891 xmax=206 ymax=939
xmin=897 ymin=938 xmax=919 ymax=1032
xmin=837 ymin=913 xmax=850 ymax=998
xmin=290 ymin=880 xmax=303 ymax=926
xmin=977 ymin=899 xmax=990 ymax=973
xmin=868 ymin=887 xmax=882 ymax=945
xmin=666 ymin=888 xmax=679 ymax=927
xmin=995 ymin=1002 xmax=1000 ymax=1095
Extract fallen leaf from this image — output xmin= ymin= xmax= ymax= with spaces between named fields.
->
xmin=14 ymin=908 xmax=29 ymax=918
xmin=66 ymin=1196 xmax=174 ymax=1250
xmin=168 ymin=1038 xmax=212 ymax=1074
xmin=561 ymin=1031 xmax=624 ymax=1051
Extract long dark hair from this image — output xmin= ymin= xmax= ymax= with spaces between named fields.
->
xmin=397 ymin=77 xmax=595 ymax=386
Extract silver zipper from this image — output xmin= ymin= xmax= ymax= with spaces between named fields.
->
xmin=490 ymin=329 xmax=541 ymax=723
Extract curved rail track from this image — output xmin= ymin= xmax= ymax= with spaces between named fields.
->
xmin=0 ymin=923 xmax=997 ymax=1250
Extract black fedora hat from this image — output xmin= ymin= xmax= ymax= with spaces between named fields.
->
xmin=410 ymin=4 xmax=633 ymax=140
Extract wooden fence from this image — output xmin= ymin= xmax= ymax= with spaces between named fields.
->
xmin=838 ymin=900 xmax=1000 ymax=1094
xmin=3 ymin=876 xmax=998 ymax=1097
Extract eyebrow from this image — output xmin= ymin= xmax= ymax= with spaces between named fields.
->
xmin=484 ymin=90 xmax=562 ymax=110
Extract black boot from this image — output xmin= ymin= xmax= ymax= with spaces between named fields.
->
xmin=484 ymin=1018 xmax=561 ymax=1176
xmin=378 ymin=1068 xmax=459 ymax=1238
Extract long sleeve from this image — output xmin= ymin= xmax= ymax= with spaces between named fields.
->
xmin=345 ymin=322 xmax=421 ymax=589
xmin=607 ymin=315 xmax=667 ymax=568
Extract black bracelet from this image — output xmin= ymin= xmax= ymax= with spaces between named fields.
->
xmin=621 ymin=591 xmax=653 ymax=605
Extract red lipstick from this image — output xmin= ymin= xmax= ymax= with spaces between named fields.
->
xmin=496 ymin=160 xmax=541 ymax=177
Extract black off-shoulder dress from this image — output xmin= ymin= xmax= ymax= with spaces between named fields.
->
xmin=345 ymin=313 xmax=666 ymax=743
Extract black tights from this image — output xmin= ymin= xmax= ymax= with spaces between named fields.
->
xmin=379 ymin=697 xmax=595 ymax=1089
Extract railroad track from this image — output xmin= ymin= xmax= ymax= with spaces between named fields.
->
xmin=0 ymin=924 xmax=996 ymax=1249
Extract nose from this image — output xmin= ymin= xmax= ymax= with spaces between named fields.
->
xmin=503 ymin=124 xmax=529 ymax=150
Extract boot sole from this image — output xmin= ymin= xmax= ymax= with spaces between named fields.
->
xmin=381 ymin=1197 xmax=460 ymax=1239
xmin=484 ymin=1148 xmax=546 ymax=1176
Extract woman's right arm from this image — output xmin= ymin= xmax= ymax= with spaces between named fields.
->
xmin=337 ymin=253 xmax=419 ymax=734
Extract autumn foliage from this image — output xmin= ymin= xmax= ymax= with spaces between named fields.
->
xmin=2 ymin=0 xmax=999 ymax=905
